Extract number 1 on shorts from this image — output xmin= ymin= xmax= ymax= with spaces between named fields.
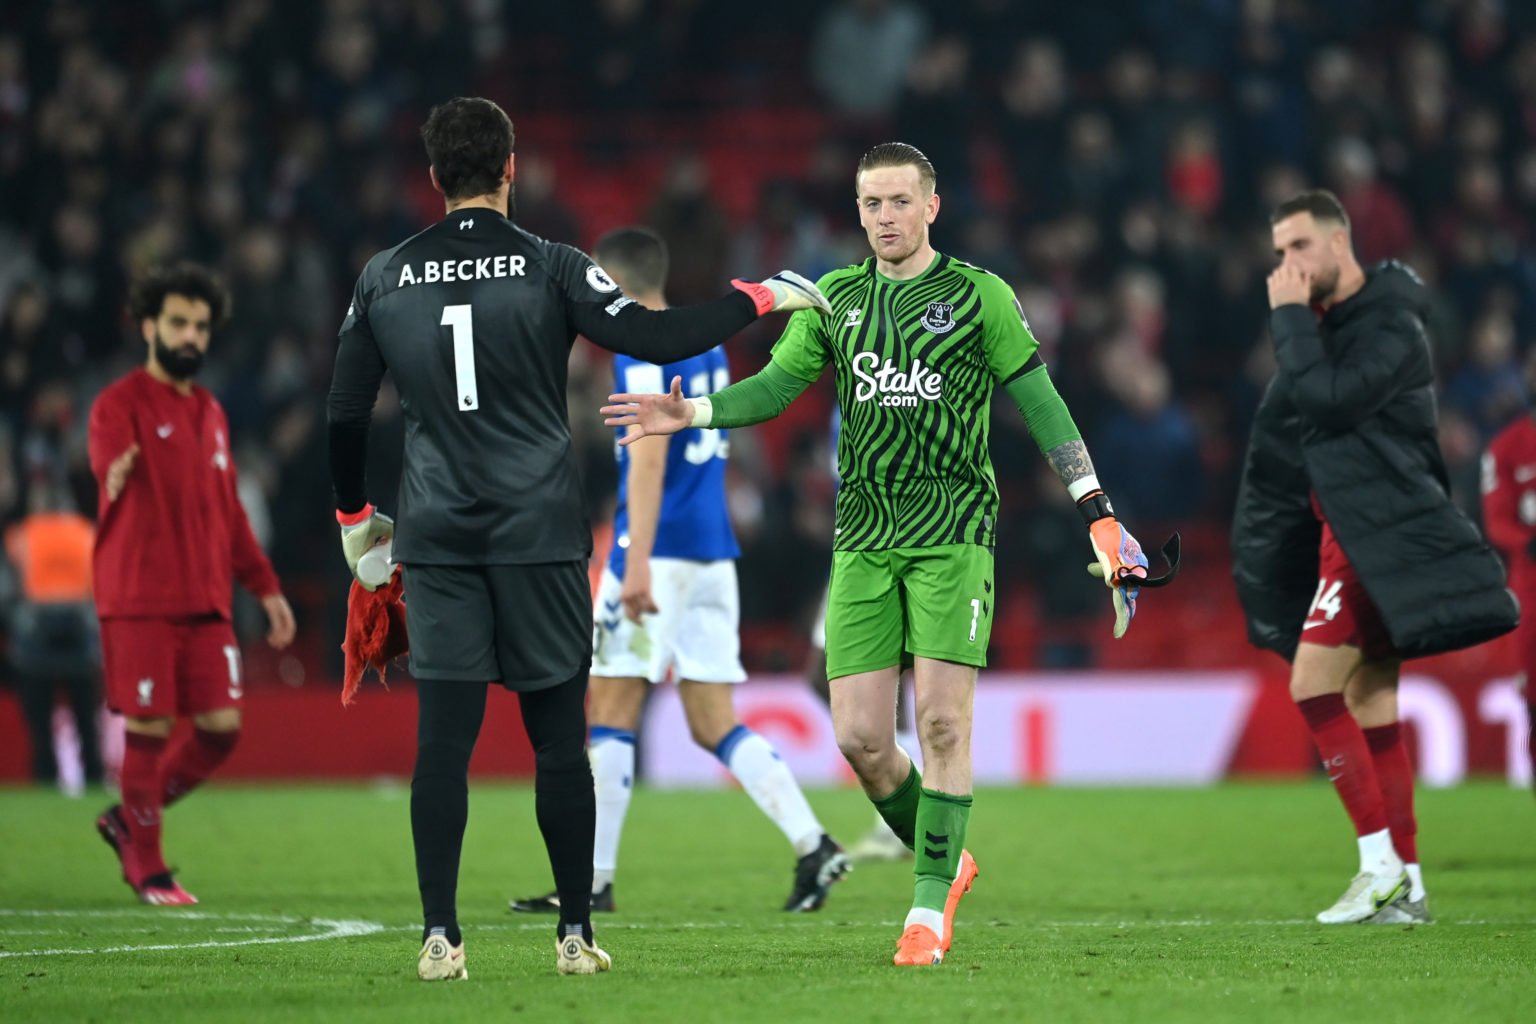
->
xmin=969 ymin=598 xmax=981 ymax=643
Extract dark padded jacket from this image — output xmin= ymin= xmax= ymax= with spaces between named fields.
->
xmin=1232 ymin=261 xmax=1518 ymax=661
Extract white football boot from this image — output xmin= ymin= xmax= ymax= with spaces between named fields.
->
xmin=417 ymin=931 xmax=467 ymax=981
xmin=1316 ymin=865 xmax=1410 ymax=924
xmin=556 ymin=931 xmax=612 ymax=975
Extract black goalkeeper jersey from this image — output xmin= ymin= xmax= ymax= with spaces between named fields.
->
xmin=327 ymin=209 xmax=759 ymax=566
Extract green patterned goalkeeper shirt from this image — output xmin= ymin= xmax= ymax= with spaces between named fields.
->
xmin=769 ymin=253 xmax=1041 ymax=551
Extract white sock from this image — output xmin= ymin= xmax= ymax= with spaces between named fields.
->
xmin=904 ymin=907 xmax=944 ymax=934
xmin=897 ymin=728 xmax=922 ymax=773
xmin=1357 ymin=828 xmax=1399 ymax=874
xmin=590 ymin=729 xmax=635 ymax=892
xmin=1405 ymin=863 xmax=1426 ymax=901
xmin=717 ymin=726 xmax=823 ymax=857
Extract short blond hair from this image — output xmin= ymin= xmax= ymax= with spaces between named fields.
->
xmin=856 ymin=142 xmax=937 ymax=195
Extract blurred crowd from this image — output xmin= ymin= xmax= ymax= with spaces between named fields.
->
xmin=4 ymin=0 xmax=1536 ymax=671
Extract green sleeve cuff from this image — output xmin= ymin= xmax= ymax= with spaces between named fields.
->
xmin=710 ymin=359 xmax=815 ymax=428
xmin=1004 ymin=365 xmax=1082 ymax=452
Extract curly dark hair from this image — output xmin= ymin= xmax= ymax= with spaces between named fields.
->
xmin=421 ymin=97 xmax=516 ymax=201
xmin=127 ymin=262 xmax=231 ymax=326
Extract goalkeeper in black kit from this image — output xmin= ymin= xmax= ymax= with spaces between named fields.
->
xmin=326 ymin=97 xmax=831 ymax=981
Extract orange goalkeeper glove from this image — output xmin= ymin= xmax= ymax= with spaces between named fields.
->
xmin=1078 ymin=490 xmax=1149 ymax=639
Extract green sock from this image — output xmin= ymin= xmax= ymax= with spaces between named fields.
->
xmin=871 ymin=761 xmax=921 ymax=850
xmin=912 ymin=788 xmax=973 ymax=913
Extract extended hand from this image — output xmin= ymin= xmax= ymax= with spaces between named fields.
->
xmin=261 ymin=593 xmax=297 ymax=650
xmin=602 ymin=375 xmax=694 ymax=446
xmin=105 ymin=443 xmax=140 ymax=502
xmin=1086 ymin=518 xmax=1149 ymax=639
xmin=1267 ymin=264 xmax=1313 ymax=309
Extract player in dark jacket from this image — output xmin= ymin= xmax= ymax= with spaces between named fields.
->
xmin=1233 ymin=190 xmax=1517 ymax=926
xmin=326 ymin=97 xmax=830 ymax=981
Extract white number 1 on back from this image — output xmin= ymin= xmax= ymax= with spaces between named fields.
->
xmin=441 ymin=303 xmax=478 ymax=412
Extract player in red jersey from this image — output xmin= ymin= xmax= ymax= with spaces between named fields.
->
xmin=89 ymin=264 xmax=296 ymax=905
xmin=1235 ymin=191 xmax=1516 ymax=926
xmin=1480 ymin=350 xmax=1536 ymax=793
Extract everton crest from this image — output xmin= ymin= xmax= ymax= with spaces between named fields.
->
xmin=919 ymin=301 xmax=956 ymax=334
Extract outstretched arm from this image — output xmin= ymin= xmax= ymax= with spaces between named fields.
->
xmin=603 ymin=361 xmax=815 ymax=444
xmin=603 ymin=307 xmax=829 ymax=443
xmin=566 ymin=257 xmax=831 ymax=366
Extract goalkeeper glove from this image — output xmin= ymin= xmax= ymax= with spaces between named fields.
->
xmin=337 ymin=503 xmax=395 ymax=592
xmin=1078 ymin=490 xmax=1148 ymax=639
xmin=731 ymin=270 xmax=833 ymax=316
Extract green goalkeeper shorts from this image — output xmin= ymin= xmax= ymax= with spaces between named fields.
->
xmin=823 ymin=543 xmax=994 ymax=681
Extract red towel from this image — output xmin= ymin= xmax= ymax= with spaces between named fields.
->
xmin=340 ymin=570 xmax=409 ymax=706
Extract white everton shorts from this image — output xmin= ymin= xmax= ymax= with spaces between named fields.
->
xmin=591 ymin=558 xmax=747 ymax=684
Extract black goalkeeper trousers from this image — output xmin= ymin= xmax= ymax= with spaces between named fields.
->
xmin=412 ymin=667 xmax=595 ymax=940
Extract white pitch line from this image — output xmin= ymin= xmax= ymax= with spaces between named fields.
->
xmin=0 ymin=910 xmax=383 ymax=959
xmin=0 ymin=909 xmax=303 ymax=922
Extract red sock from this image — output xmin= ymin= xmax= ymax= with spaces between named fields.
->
xmin=1362 ymin=722 xmax=1418 ymax=863
xmin=1296 ymin=694 xmax=1389 ymax=837
xmin=162 ymin=728 xmax=240 ymax=806
xmin=121 ymin=732 xmax=170 ymax=881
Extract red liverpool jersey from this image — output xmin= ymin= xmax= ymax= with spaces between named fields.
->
xmin=1482 ymin=414 xmax=1536 ymax=594
xmin=88 ymin=368 xmax=280 ymax=619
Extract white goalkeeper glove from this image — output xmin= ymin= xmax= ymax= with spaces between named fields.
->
xmin=337 ymin=503 xmax=395 ymax=592
xmin=731 ymin=270 xmax=832 ymax=316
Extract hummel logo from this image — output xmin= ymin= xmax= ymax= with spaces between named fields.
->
xmin=923 ymin=830 xmax=948 ymax=860
xmin=603 ymin=599 xmax=621 ymax=614
xmin=459 ymin=218 xmax=473 ymax=230
xmin=845 ymin=308 xmax=863 ymax=327
xmin=156 ymin=423 xmax=174 ymax=439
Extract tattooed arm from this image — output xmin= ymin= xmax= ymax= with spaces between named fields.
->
xmin=1044 ymin=439 xmax=1098 ymax=497
xmin=1002 ymin=361 xmax=1148 ymax=638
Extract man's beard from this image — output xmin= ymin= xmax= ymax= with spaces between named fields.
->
xmin=1309 ymin=265 xmax=1341 ymax=304
xmin=154 ymin=334 xmax=204 ymax=380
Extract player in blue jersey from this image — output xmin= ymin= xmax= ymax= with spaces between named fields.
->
xmin=510 ymin=227 xmax=849 ymax=915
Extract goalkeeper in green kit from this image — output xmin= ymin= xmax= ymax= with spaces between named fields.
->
xmin=603 ymin=143 xmax=1150 ymax=966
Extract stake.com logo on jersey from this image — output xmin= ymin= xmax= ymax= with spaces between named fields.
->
xmin=850 ymin=351 xmax=943 ymax=407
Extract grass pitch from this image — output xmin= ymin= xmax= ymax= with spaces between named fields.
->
xmin=1 ymin=781 xmax=1533 ymax=1023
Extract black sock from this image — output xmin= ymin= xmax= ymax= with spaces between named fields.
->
xmin=412 ymin=681 xmax=487 ymax=949
xmin=519 ymin=667 xmax=596 ymax=940
xmin=423 ymin=923 xmax=463 ymax=946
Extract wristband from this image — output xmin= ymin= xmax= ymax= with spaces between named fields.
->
xmin=1066 ymin=474 xmax=1101 ymax=502
xmin=1076 ymin=490 xmax=1114 ymax=526
xmin=689 ymin=396 xmax=713 ymax=428
xmin=337 ymin=503 xmax=375 ymax=527
xmin=730 ymin=279 xmax=775 ymax=317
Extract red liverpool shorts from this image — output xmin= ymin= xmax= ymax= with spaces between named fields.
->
xmin=1299 ymin=521 xmax=1397 ymax=660
xmin=100 ymin=615 xmax=244 ymax=717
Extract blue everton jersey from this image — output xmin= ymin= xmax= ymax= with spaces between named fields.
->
xmin=609 ymin=346 xmax=740 ymax=577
